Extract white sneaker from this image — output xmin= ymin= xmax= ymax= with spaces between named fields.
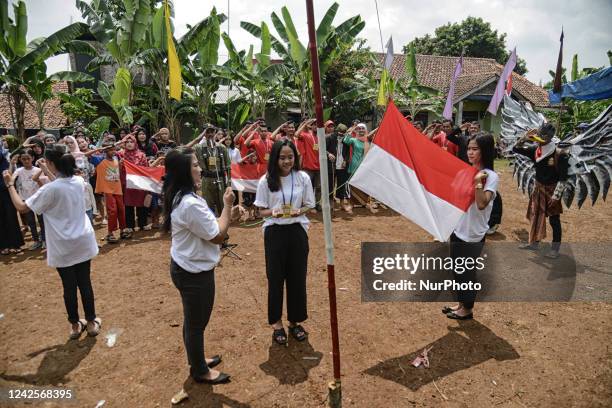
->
xmin=486 ymin=224 xmax=499 ymax=235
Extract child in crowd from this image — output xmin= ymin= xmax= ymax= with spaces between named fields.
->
xmin=12 ymin=150 xmax=45 ymax=250
xmin=94 ymin=144 xmax=128 ymax=243
xmin=76 ymin=169 xmax=97 ymax=227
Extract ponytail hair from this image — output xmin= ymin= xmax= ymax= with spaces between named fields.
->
xmin=162 ymin=147 xmax=197 ymax=232
xmin=44 ymin=144 xmax=76 ymax=177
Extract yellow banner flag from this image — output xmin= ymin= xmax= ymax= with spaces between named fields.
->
xmin=377 ymin=69 xmax=388 ymax=106
xmin=165 ymin=0 xmax=181 ymax=100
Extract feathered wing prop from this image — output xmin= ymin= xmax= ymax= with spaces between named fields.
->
xmin=500 ymin=94 xmax=612 ymax=208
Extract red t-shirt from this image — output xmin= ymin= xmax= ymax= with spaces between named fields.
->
xmin=251 ymin=137 xmax=274 ymax=164
xmin=432 ymin=131 xmax=458 ymax=156
xmin=296 ymin=131 xmax=320 ymax=171
xmin=237 ymin=131 xmax=261 ymax=157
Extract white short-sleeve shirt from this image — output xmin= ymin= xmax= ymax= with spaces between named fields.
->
xmin=254 ymin=170 xmax=316 ymax=231
xmin=170 ymin=193 xmax=220 ymax=273
xmin=454 ymin=169 xmax=499 ymax=242
xmin=14 ymin=166 xmax=41 ymax=200
xmin=25 ymin=176 xmax=99 ymax=268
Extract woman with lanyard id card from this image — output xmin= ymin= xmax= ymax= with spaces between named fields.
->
xmin=254 ymin=140 xmax=315 ymax=345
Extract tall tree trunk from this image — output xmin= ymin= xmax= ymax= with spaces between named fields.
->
xmin=9 ymin=88 xmax=27 ymax=141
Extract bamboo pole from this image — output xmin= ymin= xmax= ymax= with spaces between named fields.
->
xmin=305 ymin=1 xmax=342 ymax=406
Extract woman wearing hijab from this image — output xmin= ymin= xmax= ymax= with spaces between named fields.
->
xmin=343 ymin=123 xmax=378 ymax=213
xmin=118 ymin=134 xmax=149 ymax=232
xmin=64 ymin=135 xmax=94 ymax=183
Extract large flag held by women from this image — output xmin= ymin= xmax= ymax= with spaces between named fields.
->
xmin=230 ymin=162 xmax=267 ymax=193
xmin=124 ymin=160 xmax=165 ymax=194
xmin=349 ymin=101 xmax=478 ymax=241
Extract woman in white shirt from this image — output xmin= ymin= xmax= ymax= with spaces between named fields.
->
xmin=3 ymin=145 xmax=101 ymax=339
xmin=254 ymin=140 xmax=315 ymax=345
xmin=162 ymin=147 xmax=234 ymax=384
xmin=443 ymin=132 xmax=498 ymax=320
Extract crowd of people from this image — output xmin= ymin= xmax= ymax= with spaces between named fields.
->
xmin=4 ymin=113 xmax=558 ymax=384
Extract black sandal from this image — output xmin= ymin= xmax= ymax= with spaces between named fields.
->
xmin=442 ymin=305 xmax=460 ymax=314
xmin=446 ymin=311 xmax=473 ymax=320
xmin=207 ymin=354 xmax=222 ymax=369
xmin=272 ymin=328 xmax=288 ymax=345
xmin=288 ymin=324 xmax=308 ymax=342
xmin=193 ymin=372 xmax=231 ymax=384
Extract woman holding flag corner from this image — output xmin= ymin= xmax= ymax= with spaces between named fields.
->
xmin=443 ymin=132 xmax=498 ymax=320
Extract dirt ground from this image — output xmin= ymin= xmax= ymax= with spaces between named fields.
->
xmin=1 ymin=162 xmax=611 ymax=408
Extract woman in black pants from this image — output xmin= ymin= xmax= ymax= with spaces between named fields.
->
xmin=443 ymin=133 xmax=499 ymax=320
xmin=3 ymin=145 xmax=101 ymax=338
xmin=162 ymin=147 xmax=234 ymax=384
xmin=254 ymin=140 xmax=315 ymax=345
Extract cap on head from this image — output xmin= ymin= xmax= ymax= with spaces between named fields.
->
xmin=537 ymin=123 xmax=556 ymax=142
xmin=325 ymin=120 xmax=335 ymax=127
xmin=336 ymin=124 xmax=348 ymax=133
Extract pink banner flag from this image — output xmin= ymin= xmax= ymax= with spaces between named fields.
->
xmin=443 ymin=54 xmax=463 ymax=120
xmin=487 ymin=48 xmax=517 ymax=115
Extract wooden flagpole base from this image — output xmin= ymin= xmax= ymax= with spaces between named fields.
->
xmin=328 ymin=380 xmax=342 ymax=408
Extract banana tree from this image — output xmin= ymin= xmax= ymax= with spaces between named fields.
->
xmin=392 ymin=45 xmax=443 ymax=118
xmin=179 ymin=7 xmax=226 ymax=129
xmin=1 ymin=0 xmax=93 ymax=139
xmin=241 ymin=2 xmax=364 ymax=116
xmin=22 ymin=62 xmax=94 ymax=129
xmin=76 ymin=0 xmax=153 ymax=126
xmin=222 ymin=24 xmax=293 ymax=120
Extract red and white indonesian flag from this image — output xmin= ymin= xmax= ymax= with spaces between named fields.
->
xmin=231 ymin=162 xmax=267 ymax=193
xmin=124 ymin=160 xmax=165 ymax=194
xmin=349 ymin=100 xmax=478 ymax=241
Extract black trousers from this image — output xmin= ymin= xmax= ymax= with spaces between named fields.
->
xmin=56 ymin=260 xmax=96 ymax=323
xmin=0 ymin=188 xmax=24 ymax=249
xmin=171 ymin=260 xmax=215 ymax=377
xmin=264 ymin=224 xmax=309 ymax=325
xmin=335 ymin=168 xmax=350 ymax=199
xmin=549 ymin=214 xmax=562 ymax=251
xmin=125 ymin=205 xmax=148 ymax=229
xmin=488 ymin=192 xmax=503 ymax=227
xmin=449 ymin=233 xmax=485 ymax=310
xmin=25 ymin=211 xmax=45 ymax=242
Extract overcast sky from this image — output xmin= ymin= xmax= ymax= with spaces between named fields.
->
xmin=25 ymin=0 xmax=612 ymax=85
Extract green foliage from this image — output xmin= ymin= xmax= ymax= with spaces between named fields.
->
xmin=403 ymin=16 xmax=528 ymax=75
xmin=241 ymin=2 xmax=364 ymax=116
xmin=325 ymin=39 xmax=373 ymax=123
xmin=58 ymin=87 xmax=98 ymax=124
xmin=88 ymin=115 xmax=112 ymax=141
xmin=1 ymin=0 xmax=93 ymax=139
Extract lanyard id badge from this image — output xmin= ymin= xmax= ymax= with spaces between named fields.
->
xmin=280 ymin=172 xmax=294 ymax=218
xmin=208 ymin=156 xmax=217 ymax=168
xmin=281 ymin=203 xmax=292 ymax=218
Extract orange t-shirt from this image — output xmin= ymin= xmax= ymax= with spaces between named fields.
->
xmin=95 ymin=158 xmax=123 ymax=195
